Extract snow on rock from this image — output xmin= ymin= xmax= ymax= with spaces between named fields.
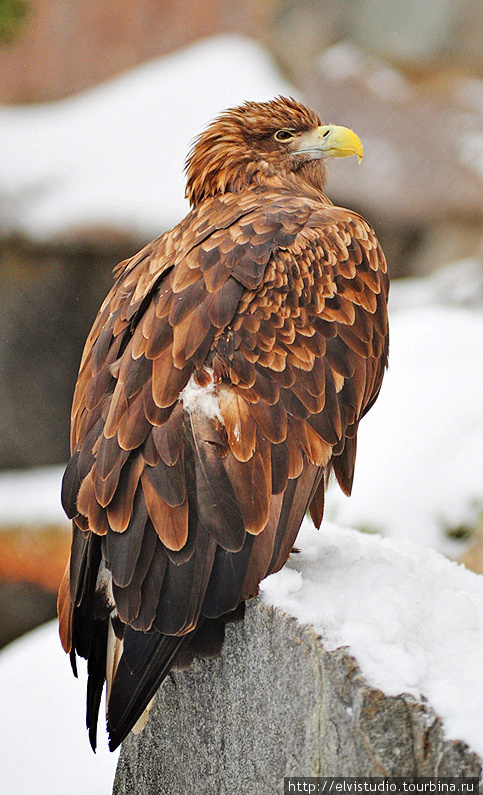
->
xmin=0 ymin=34 xmax=293 ymax=241
xmin=0 ymin=621 xmax=119 ymax=795
xmin=260 ymin=518 xmax=483 ymax=759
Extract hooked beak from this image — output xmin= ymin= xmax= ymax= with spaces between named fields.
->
xmin=293 ymin=124 xmax=363 ymax=164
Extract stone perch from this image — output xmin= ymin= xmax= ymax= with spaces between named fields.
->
xmin=113 ymin=600 xmax=481 ymax=794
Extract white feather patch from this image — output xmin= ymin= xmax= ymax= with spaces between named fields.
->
xmin=95 ymin=560 xmax=115 ymax=608
xmin=106 ymin=618 xmax=123 ymax=707
xmin=179 ymin=368 xmax=223 ymax=422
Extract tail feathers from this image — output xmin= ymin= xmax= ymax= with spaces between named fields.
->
xmin=106 ymin=627 xmax=193 ymax=751
xmin=128 ymin=616 xmax=231 ymax=734
xmin=86 ymin=619 xmax=110 ymax=751
xmin=104 ymin=612 xmax=239 ymax=751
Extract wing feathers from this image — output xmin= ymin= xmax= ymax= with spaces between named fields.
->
xmin=222 ymin=431 xmax=271 ymax=535
xmin=218 ymin=387 xmax=257 ymax=463
xmin=201 ymin=533 xmax=255 ymax=618
xmin=61 ymin=450 xmax=81 ymax=519
xmin=141 ymin=472 xmax=188 ymax=551
xmin=151 ymin=403 xmax=183 ymax=465
xmin=107 ymin=488 xmax=149 ymax=588
xmin=248 ymin=397 xmax=287 ymax=443
xmin=106 ymin=454 xmax=144 ymax=533
xmin=188 ymin=413 xmax=246 ymax=552
xmin=142 ymin=456 xmax=186 ymax=507
xmin=152 ymin=348 xmax=192 ymax=408
xmin=62 ymin=184 xmax=388 ymax=752
xmin=129 ymin=535 xmax=167 ymax=631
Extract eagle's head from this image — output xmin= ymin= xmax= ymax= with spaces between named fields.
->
xmin=185 ymin=96 xmax=363 ymax=206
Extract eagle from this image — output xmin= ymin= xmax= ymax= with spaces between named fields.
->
xmin=58 ymin=96 xmax=389 ymax=752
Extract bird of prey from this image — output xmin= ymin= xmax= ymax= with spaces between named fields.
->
xmin=58 ymin=96 xmax=389 ymax=751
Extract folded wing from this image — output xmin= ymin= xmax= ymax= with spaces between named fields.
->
xmin=59 ymin=189 xmax=389 ymax=750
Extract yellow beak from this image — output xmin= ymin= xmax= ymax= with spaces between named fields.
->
xmin=294 ymin=124 xmax=364 ymax=164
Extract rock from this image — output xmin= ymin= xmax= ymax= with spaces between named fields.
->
xmin=113 ymin=600 xmax=481 ymax=794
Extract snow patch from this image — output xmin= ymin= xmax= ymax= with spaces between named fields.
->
xmin=0 ymin=465 xmax=68 ymax=527
xmin=458 ymin=130 xmax=483 ymax=181
xmin=0 ymin=622 xmax=119 ymax=794
xmin=388 ymin=258 xmax=483 ymax=311
xmin=0 ymin=34 xmax=293 ymax=240
xmin=326 ymin=287 xmax=483 ymax=558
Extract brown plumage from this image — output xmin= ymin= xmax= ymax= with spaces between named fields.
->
xmin=58 ymin=96 xmax=389 ymax=751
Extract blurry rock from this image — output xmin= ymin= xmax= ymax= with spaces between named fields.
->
xmin=268 ymin=0 xmax=483 ymax=77
xmin=113 ymin=601 xmax=481 ymax=794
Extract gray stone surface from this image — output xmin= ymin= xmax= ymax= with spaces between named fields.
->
xmin=113 ymin=600 xmax=481 ymax=794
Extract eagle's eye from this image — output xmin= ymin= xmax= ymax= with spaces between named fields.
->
xmin=274 ymin=129 xmax=296 ymax=142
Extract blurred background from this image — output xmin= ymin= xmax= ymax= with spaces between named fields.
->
xmin=1 ymin=0 xmax=483 ymax=652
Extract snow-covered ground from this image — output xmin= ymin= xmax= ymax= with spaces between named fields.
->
xmin=0 ymin=32 xmax=482 ymax=794
xmin=0 ymin=464 xmax=68 ymax=527
xmin=0 ymin=621 xmax=119 ymax=794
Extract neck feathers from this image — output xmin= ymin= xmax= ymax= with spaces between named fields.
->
xmin=185 ymin=137 xmax=328 ymax=206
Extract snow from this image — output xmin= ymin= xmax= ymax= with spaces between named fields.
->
xmin=0 ymin=465 xmax=68 ymax=527
xmin=260 ymin=518 xmax=483 ymax=758
xmin=453 ymin=77 xmax=483 ymax=180
xmin=0 ymin=621 xmax=119 ymax=794
xmin=0 ymin=34 xmax=293 ymax=241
